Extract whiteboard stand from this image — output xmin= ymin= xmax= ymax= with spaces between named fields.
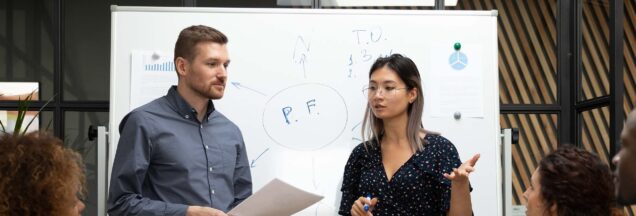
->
xmin=502 ymin=128 xmax=512 ymax=216
xmin=98 ymin=126 xmax=109 ymax=216
xmin=90 ymin=126 xmax=109 ymax=216
xmin=502 ymin=128 xmax=523 ymax=216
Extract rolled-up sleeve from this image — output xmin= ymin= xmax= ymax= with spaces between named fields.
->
xmin=107 ymin=112 xmax=188 ymax=216
xmin=229 ymin=131 xmax=252 ymax=210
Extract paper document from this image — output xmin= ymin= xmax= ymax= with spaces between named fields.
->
xmin=130 ymin=50 xmax=177 ymax=110
xmin=428 ymin=43 xmax=485 ymax=118
xmin=228 ymin=178 xmax=323 ymax=216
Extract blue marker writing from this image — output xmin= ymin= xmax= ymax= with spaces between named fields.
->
xmin=363 ymin=194 xmax=371 ymax=212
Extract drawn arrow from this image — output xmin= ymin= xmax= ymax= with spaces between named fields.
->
xmin=231 ymin=82 xmax=267 ymax=97
xmin=250 ymin=148 xmax=270 ymax=168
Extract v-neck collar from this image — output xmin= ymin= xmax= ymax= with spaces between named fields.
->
xmin=379 ymin=152 xmax=417 ymax=183
xmin=372 ymin=134 xmax=429 ymax=183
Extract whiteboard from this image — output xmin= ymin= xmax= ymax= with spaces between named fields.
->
xmin=109 ymin=6 xmax=500 ymax=215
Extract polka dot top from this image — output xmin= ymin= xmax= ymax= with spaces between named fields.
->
xmin=338 ymin=134 xmax=468 ymax=216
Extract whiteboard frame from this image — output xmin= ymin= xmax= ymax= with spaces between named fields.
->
xmin=108 ymin=6 xmax=501 ymax=216
xmin=111 ymin=5 xmax=498 ymax=16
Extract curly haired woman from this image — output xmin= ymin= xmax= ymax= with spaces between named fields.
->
xmin=0 ymin=132 xmax=85 ymax=215
xmin=524 ymin=145 xmax=623 ymax=216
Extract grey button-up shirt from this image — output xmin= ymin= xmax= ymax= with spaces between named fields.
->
xmin=108 ymin=86 xmax=252 ymax=216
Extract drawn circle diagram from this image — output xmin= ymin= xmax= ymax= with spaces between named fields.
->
xmin=449 ymin=51 xmax=468 ymax=70
xmin=262 ymin=83 xmax=348 ymax=151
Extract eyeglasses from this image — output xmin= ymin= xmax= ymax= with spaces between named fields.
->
xmin=362 ymin=85 xmax=409 ymax=97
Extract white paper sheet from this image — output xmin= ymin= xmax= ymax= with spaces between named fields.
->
xmin=228 ymin=178 xmax=324 ymax=216
xmin=130 ymin=50 xmax=177 ymax=110
xmin=427 ymin=43 xmax=484 ymax=118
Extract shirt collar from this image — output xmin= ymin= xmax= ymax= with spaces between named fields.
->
xmin=166 ymin=85 xmax=216 ymax=120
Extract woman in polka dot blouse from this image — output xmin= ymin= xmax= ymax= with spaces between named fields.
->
xmin=339 ymin=54 xmax=479 ymax=216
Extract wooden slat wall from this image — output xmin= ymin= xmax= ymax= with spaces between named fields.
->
xmin=581 ymin=0 xmax=612 ymax=159
xmin=626 ymin=0 xmax=636 ymax=117
xmin=582 ymin=0 xmax=610 ymax=101
xmin=457 ymin=0 xmax=558 ymax=105
xmin=581 ymin=107 xmax=610 ymax=160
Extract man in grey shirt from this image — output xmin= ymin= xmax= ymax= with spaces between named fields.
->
xmin=108 ymin=25 xmax=252 ymax=216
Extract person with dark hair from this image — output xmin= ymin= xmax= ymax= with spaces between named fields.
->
xmin=525 ymin=145 xmax=621 ymax=216
xmin=0 ymin=132 xmax=86 ymax=216
xmin=339 ymin=54 xmax=479 ymax=216
xmin=108 ymin=25 xmax=252 ymax=216
xmin=614 ymin=109 xmax=636 ymax=205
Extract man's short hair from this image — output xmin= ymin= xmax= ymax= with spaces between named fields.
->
xmin=174 ymin=25 xmax=228 ymax=65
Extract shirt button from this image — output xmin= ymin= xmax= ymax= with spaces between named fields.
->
xmin=209 ymin=167 xmax=213 ymax=172
xmin=212 ymin=190 xmax=215 ymax=194
xmin=185 ymin=115 xmax=189 ymax=119
xmin=200 ymin=125 xmax=203 ymax=129
xmin=205 ymin=145 xmax=209 ymax=149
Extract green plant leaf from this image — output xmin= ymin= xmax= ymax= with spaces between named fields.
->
xmin=21 ymin=92 xmax=56 ymax=137
xmin=13 ymin=92 xmax=34 ymax=136
xmin=0 ymin=93 xmax=4 ymax=133
xmin=0 ymin=119 xmax=6 ymax=134
xmin=45 ymin=118 xmax=53 ymax=133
